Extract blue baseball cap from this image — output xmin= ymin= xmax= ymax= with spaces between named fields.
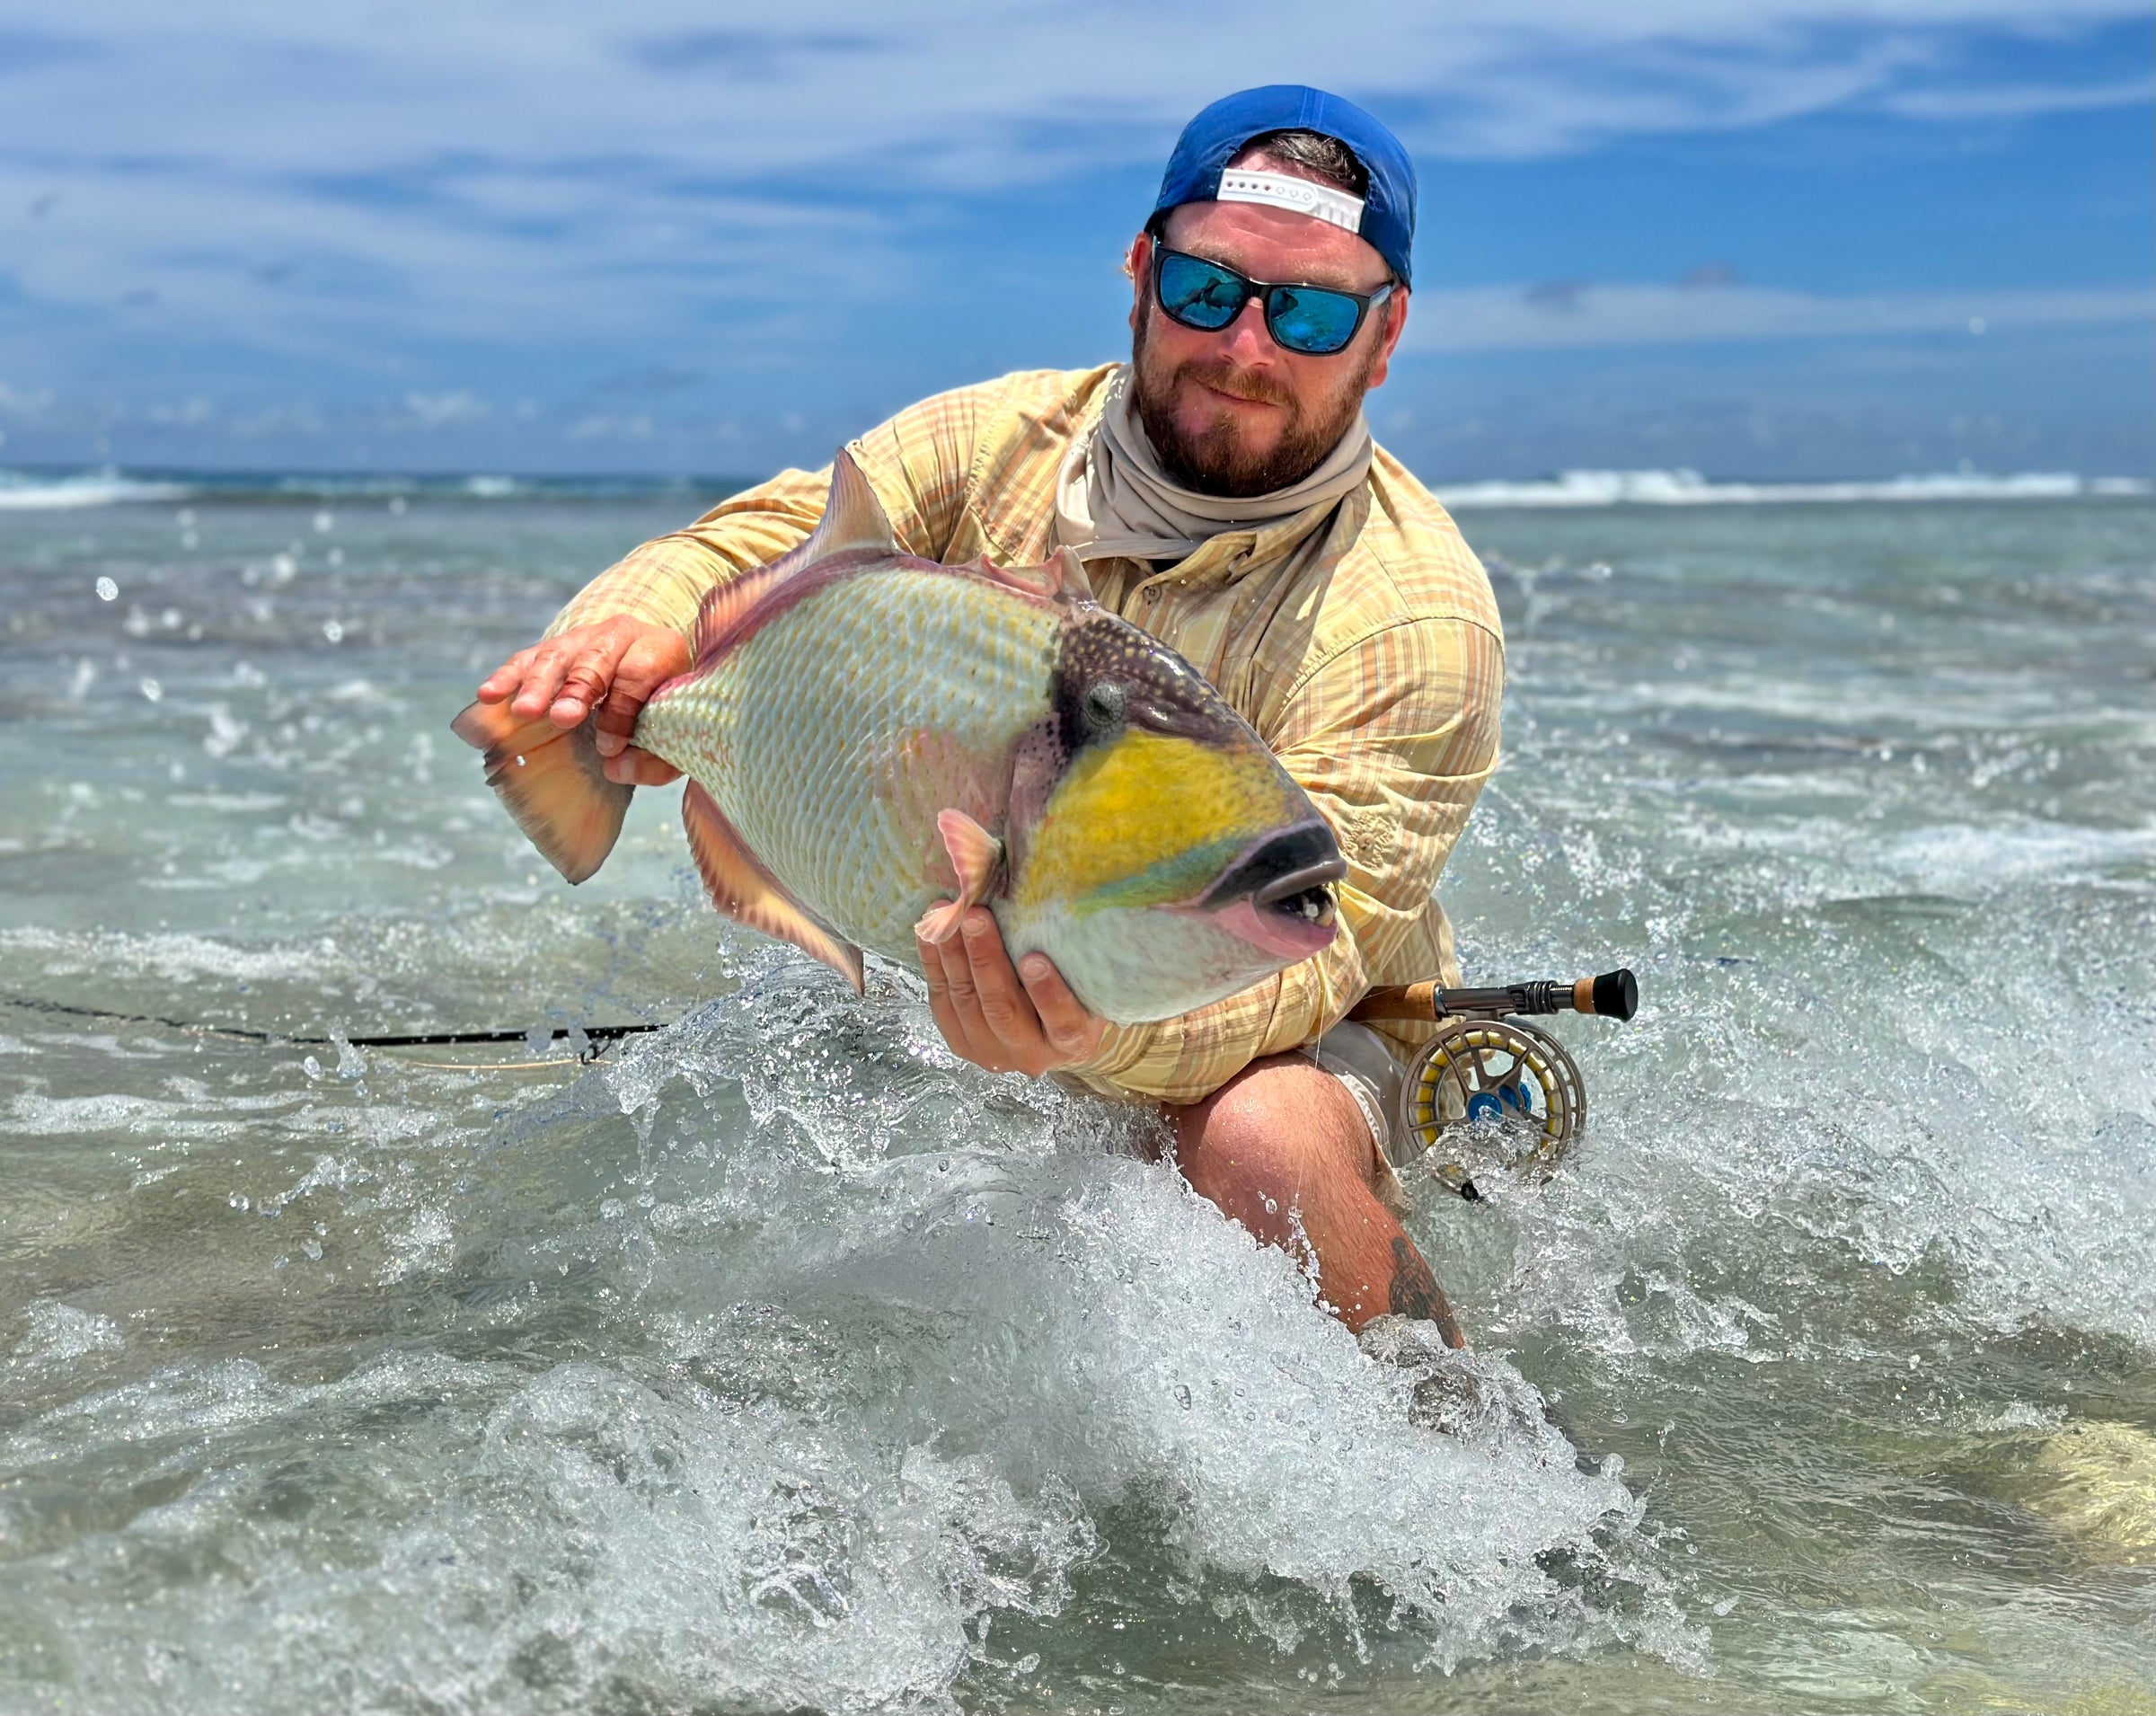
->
xmin=1151 ymin=85 xmax=1418 ymax=287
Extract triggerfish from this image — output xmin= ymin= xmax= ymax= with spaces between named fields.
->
xmin=452 ymin=451 xmax=1346 ymax=1023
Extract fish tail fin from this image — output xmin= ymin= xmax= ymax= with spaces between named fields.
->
xmin=914 ymin=809 xmax=1004 ymax=943
xmin=450 ymin=700 xmax=632 ymax=884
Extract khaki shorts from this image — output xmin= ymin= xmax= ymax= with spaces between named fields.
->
xmin=1308 ymin=1019 xmax=1410 ymax=1215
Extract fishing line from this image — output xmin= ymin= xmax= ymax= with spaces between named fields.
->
xmin=0 ymin=992 xmax=663 ymax=1062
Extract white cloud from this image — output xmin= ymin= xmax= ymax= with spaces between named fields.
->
xmin=402 ymin=390 xmax=491 ymax=427
xmin=0 ymin=380 xmax=57 ymax=417
xmin=565 ymin=411 xmax=656 ymax=440
xmin=0 ymin=1 xmax=2144 ymax=467
xmin=1401 ymin=282 xmax=2152 ymax=353
xmin=1876 ymin=73 xmax=2156 ymax=118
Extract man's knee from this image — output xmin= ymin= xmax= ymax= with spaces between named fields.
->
xmin=1170 ymin=1054 xmax=1374 ymax=1209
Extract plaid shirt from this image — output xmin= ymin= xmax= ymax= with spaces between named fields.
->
xmin=549 ymin=365 xmax=1504 ymax=1103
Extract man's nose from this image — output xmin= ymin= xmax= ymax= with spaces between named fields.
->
xmin=1218 ymin=297 xmax=1277 ymax=366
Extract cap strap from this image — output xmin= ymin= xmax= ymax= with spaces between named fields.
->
xmin=1215 ymin=169 xmax=1364 ymax=234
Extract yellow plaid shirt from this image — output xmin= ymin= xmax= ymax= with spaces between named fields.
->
xmin=548 ymin=365 xmax=1505 ymax=1103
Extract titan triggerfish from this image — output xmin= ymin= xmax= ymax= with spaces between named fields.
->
xmin=452 ymin=450 xmax=1346 ymax=1023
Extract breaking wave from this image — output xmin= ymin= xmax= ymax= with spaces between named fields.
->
xmin=1433 ymin=469 xmax=2152 ymax=509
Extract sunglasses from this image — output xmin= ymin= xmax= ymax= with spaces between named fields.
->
xmin=1151 ymin=245 xmax=1395 ymax=357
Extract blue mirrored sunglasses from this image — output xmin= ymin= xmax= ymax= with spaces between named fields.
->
xmin=1152 ymin=246 xmax=1394 ymax=357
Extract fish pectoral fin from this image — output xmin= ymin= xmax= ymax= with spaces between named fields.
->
xmin=915 ymin=809 xmax=1005 ymax=944
xmin=450 ymin=700 xmax=631 ymax=884
xmin=681 ymin=781 xmax=865 ymax=993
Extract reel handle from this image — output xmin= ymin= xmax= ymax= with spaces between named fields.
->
xmin=1349 ymin=968 xmax=1638 ymax=1024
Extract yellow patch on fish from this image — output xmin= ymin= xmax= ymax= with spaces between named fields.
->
xmin=1017 ymin=726 xmax=1296 ymax=913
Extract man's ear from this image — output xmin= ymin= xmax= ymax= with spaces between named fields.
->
xmin=1365 ymin=287 xmax=1409 ymax=391
xmin=1126 ymin=232 xmax=1152 ymax=335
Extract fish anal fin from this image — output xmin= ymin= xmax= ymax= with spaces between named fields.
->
xmin=681 ymin=781 xmax=864 ymax=992
xmin=450 ymin=700 xmax=630 ymax=884
xmin=915 ymin=809 xmax=1005 ymax=944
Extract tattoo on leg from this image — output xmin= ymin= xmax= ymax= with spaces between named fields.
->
xmin=1389 ymin=1236 xmax=1462 ymax=1347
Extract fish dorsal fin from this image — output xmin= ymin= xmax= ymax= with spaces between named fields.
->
xmin=691 ymin=449 xmax=898 ymax=666
xmin=808 ymin=447 xmax=898 ymax=561
xmin=959 ymin=545 xmax=1094 ymax=605
xmin=680 ymin=781 xmax=865 ymax=993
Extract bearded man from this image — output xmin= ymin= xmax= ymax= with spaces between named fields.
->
xmin=471 ymin=87 xmax=1504 ymax=1347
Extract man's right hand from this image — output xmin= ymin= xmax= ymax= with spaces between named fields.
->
xmin=473 ymin=616 xmax=692 ymax=786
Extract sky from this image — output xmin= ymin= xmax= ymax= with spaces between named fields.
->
xmin=0 ymin=1 xmax=2150 ymax=481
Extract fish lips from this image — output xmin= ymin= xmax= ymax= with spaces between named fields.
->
xmin=1171 ymin=819 xmax=1347 ymax=961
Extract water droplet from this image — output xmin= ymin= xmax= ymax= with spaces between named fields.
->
xmin=302 ymin=1054 xmax=323 ymax=1079
xmin=323 ymin=619 xmax=344 ymax=643
xmin=94 ymin=576 xmax=118 ymax=601
xmin=313 ymin=509 xmax=334 ymax=533
xmin=138 ymin=677 xmax=163 ymax=702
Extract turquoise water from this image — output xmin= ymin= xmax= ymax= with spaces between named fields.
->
xmin=1 ymin=490 xmax=2151 ymax=1712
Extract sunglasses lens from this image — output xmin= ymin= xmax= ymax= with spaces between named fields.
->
xmin=1267 ymin=287 xmax=1363 ymax=355
xmin=1157 ymin=252 xmax=1246 ymax=331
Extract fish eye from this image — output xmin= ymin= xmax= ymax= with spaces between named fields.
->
xmin=1084 ymin=682 xmax=1126 ymax=731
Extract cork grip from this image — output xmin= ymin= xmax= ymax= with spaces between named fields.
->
xmin=1349 ymin=969 xmax=1639 ymax=1024
xmin=1344 ymin=980 xmax=1443 ymax=1022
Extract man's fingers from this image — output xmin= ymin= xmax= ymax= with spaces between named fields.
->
xmin=916 ymin=922 xmax=997 ymax=1066
xmin=546 ymin=632 xmax=636 ymax=730
xmin=507 ymin=640 xmax=578 ymax=720
xmin=1018 ymin=953 xmax=1102 ymax=1058
xmin=476 ymin=646 xmax=539 ymax=705
xmin=593 ymin=631 xmax=692 ymax=752
xmin=960 ymin=910 xmax=1037 ymax=1039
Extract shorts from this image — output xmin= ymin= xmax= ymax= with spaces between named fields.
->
xmin=1308 ymin=1019 xmax=1411 ymax=1215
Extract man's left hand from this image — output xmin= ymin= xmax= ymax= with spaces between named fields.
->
xmin=915 ymin=907 xmax=1107 ymax=1076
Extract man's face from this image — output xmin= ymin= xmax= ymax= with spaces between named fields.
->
xmin=1127 ymin=157 xmax=1408 ymax=499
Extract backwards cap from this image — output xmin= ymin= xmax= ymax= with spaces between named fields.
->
xmin=1152 ymin=85 xmax=1418 ymax=287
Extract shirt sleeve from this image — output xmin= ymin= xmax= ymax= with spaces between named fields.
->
xmin=1066 ymin=614 xmax=1505 ymax=1105
xmin=542 ymin=385 xmax=991 ymax=640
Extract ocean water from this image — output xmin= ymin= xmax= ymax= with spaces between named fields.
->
xmin=1 ymin=482 xmax=2150 ymax=1714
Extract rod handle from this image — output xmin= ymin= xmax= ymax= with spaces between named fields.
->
xmin=1348 ymin=969 xmax=1638 ymax=1024
xmin=1347 ymin=980 xmax=1444 ymax=1022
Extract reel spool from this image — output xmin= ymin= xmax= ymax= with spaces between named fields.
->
xmin=1349 ymin=969 xmax=1637 ymax=1199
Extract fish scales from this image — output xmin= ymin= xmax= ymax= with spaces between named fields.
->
xmin=639 ymin=570 xmax=1057 ymax=960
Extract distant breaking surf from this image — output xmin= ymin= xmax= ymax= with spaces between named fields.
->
xmin=1431 ymin=469 xmax=2152 ymax=509
xmin=0 ymin=464 xmax=2148 ymax=511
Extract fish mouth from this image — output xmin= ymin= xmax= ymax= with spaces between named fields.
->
xmin=1183 ymin=820 xmax=1347 ymax=960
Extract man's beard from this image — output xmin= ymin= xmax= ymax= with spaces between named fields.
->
xmin=1131 ymin=303 xmax=1378 ymax=499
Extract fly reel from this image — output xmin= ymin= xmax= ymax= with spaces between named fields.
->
xmin=1349 ymin=969 xmax=1637 ymax=1199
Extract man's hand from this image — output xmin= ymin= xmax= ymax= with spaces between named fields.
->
xmin=916 ymin=907 xmax=1107 ymax=1076
xmin=474 ymin=616 xmax=691 ymax=785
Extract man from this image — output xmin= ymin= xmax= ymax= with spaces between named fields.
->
xmin=471 ymin=87 xmax=1503 ymax=1346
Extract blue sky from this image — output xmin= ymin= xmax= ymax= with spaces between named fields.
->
xmin=0 ymin=1 xmax=2149 ymax=480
